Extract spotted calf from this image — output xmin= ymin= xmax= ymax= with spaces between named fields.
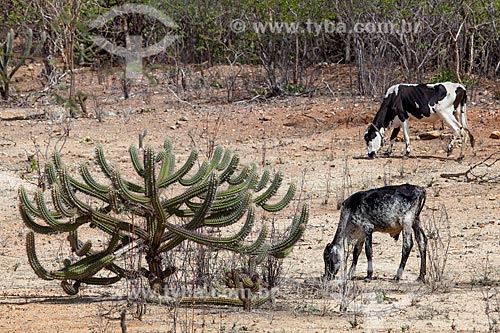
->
xmin=323 ymin=183 xmax=427 ymax=282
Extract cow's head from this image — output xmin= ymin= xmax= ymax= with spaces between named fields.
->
xmin=364 ymin=124 xmax=384 ymax=158
xmin=323 ymin=242 xmax=343 ymax=279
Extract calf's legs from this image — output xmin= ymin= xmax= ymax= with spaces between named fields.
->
xmin=413 ymin=221 xmax=427 ymax=282
xmin=364 ymin=227 xmax=374 ymax=280
xmin=395 ymin=227 xmax=413 ymax=281
xmin=348 ymin=238 xmax=364 ymax=279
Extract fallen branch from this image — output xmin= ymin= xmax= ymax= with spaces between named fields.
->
xmin=440 ymin=152 xmax=500 ymax=183
xmin=167 ymin=86 xmax=196 ymax=108
xmin=303 ymin=113 xmax=326 ymax=125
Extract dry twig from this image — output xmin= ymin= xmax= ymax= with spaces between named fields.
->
xmin=440 ymin=152 xmax=500 ymax=183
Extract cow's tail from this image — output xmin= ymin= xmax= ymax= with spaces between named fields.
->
xmin=459 ymin=88 xmax=475 ymax=148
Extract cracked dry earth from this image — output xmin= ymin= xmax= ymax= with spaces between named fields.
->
xmin=0 ymin=67 xmax=500 ymax=332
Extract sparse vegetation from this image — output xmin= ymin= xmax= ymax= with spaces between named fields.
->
xmin=423 ymin=204 xmax=451 ymax=290
xmin=0 ymin=0 xmax=500 ymax=331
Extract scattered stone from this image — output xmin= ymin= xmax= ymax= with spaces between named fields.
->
xmin=0 ymin=108 xmax=45 ymax=121
xmin=489 ymin=131 xmax=500 ymax=139
xmin=418 ymin=130 xmax=441 ymax=140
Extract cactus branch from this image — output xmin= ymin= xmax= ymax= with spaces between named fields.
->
xmin=20 ymin=138 xmax=308 ymax=307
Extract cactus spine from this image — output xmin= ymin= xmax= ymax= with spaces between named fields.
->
xmin=19 ymin=139 xmax=308 ymax=309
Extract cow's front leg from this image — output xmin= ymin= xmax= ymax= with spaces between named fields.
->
xmin=402 ymin=121 xmax=411 ymax=158
xmin=384 ymin=128 xmax=400 ymax=157
xmin=447 ymin=130 xmax=460 ymax=156
xmin=363 ymin=227 xmax=374 ymax=281
xmin=395 ymin=226 xmax=413 ymax=281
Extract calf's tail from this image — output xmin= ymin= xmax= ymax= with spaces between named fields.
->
xmin=416 ymin=187 xmax=426 ymax=217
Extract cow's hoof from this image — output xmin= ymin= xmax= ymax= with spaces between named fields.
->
xmin=393 ymin=276 xmax=401 ymax=282
xmin=364 ymin=276 xmax=372 ymax=282
xmin=416 ymin=275 xmax=426 ymax=283
xmin=383 ymin=151 xmax=392 ymax=157
xmin=322 ymin=274 xmax=333 ymax=281
xmin=402 ymin=154 xmax=409 ymax=160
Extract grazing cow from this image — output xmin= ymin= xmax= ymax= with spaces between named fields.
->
xmin=323 ymin=183 xmax=427 ymax=282
xmin=364 ymin=82 xmax=474 ymax=158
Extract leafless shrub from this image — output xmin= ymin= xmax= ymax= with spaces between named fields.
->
xmin=482 ymin=287 xmax=500 ymax=332
xmin=90 ymin=302 xmax=123 ymax=333
xmin=322 ymin=166 xmax=335 ymax=206
xmin=335 ymin=158 xmax=353 ymax=210
xmin=261 ymin=220 xmax=285 ymax=290
xmin=92 ymin=96 xmax=104 ymax=122
xmin=472 ymin=255 xmax=500 ymax=287
xmin=333 ymin=246 xmax=363 ymax=314
xmin=422 ymin=204 xmax=451 ymax=290
xmin=26 ymin=118 xmax=71 ymax=190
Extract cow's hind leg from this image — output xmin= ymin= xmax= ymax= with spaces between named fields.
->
xmin=348 ymin=238 xmax=364 ymax=279
xmin=395 ymin=226 xmax=413 ymax=281
xmin=401 ymin=121 xmax=411 ymax=158
xmin=413 ymin=221 xmax=427 ymax=282
xmin=441 ymin=112 xmax=464 ymax=156
xmin=384 ymin=128 xmax=400 ymax=157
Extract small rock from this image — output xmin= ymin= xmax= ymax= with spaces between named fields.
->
xmin=419 ymin=130 xmax=441 ymax=140
xmin=490 ymin=131 xmax=500 ymax=139
xmin=0 ymin=108 xmax=45 ymax=121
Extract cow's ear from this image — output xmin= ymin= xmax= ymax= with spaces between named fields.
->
xmin=434 ymin=84 xmax=447 ymax=101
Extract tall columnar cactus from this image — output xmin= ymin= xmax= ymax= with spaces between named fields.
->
xmin=0 ymin=28 xmax=46 ymax=99
xmin=19 ymin=139 xmax=308 ymax=306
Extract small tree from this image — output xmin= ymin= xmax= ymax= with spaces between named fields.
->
xmin=19 ymin=138 xmax=308 ymax=309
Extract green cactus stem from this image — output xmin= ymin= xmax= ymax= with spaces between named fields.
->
xmin=0 ymin=28 xmax=46 ymax=99
xmin=19 ymin=138 xmax=308 ymax=308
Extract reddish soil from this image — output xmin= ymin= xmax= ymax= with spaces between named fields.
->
xmin=0 ymin=63 xmax=499 ymax=332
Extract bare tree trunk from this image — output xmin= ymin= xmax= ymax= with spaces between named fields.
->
xmin=354 ymin=36 xmax=366 ymax=95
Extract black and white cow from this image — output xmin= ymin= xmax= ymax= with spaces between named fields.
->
xmin=364 ymin=82 xmax=474 ymax=158
xmin=323 ymin=183 xmax=427 ymax=282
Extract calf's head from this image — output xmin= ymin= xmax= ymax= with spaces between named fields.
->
xmin=364 ymin=124 xmax=384 ymax=158
xmin=323 ymin=242 xmax=343 ymax=279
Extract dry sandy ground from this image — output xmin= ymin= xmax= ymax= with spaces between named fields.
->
xmin=0 ymin=66 xmax=499 ymax=332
